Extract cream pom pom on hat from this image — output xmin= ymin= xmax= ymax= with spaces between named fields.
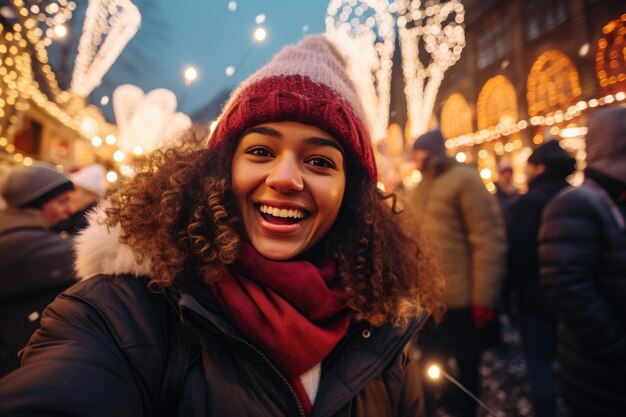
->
xmin=70 ymin=164 xmax=107 ymax=197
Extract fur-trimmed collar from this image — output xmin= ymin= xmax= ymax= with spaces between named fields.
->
xmin=74 ymin=204 xmax=151 ymax=280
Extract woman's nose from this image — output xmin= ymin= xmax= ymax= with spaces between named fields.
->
xmin=265 ymin=155 xmax=304 ymax=193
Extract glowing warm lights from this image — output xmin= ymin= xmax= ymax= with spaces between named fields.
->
xmin=228 ymin=1 xmax=237 ymax=12
xmin=579 ymin=43 xmax=590 ymax=57
xmin=527 ymin=50 xmax=582 ymax=116
xmin=255 ymin=13 xmax=266 ymax=24
xmin=326 ymin=0 xmax=396 ymax=142
xmin=427 ymin=365 xmax=441 ymax=380
xmin=100 ymin=95 xmax=110 ymax=105
xmin=71 ymin=0 xmax=141 ymax=97
xmin=477 ymin=75 xmax=518 ymax=130
xmin=225 ymin=66 xmax=235 ymax=76
xmin=560 ymin=126 xmax=588 ymax=138
xmin=396 ymin=0 xmax=466 ymax=138
xmin=105 ymin=134 xmax=117 ymax=145
xmin=106 ymin=170 xmax=118 ymax=183
xmin=183 ymin=66 xmax=198 ymax=84
xmin=113 ymin=150 xmax=125 ymax=162
xmin=447 ymin=91 xmax=625 ymax=149
xmin=596 ymin=14 xmax=626 ymax=92
xmin=455 ymin=152 xmax=466 ymax=163
xmin=113 ymin=84 xmax=192 ymax=154
xmin=254 ymin=27 xmax=267 ymax=42
xmin=91 ymin=135 xmax=103 ymax=147
xmin=441 ymin=94 xmax=473 ymax=140
xmin=480 ymin=168 xmax=492 ymax=180
xmin=53 ymin=24 xmax=67 ymax=39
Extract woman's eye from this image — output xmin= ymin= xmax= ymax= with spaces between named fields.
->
xmin=307 ymin=157 xmax=335 ymax=169
xmin=246 ymin=147 xmax=272 ymax=157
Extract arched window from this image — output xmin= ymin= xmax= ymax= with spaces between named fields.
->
xmin=596 ymin=14 xmax=626 ymax=94
xmin=477 ymin=75 xmax=518 ymax=130
xmin=527 ymin=50 xmax=582 ymax=116
xmin=441 ymin=93 xmax=473 ymax=139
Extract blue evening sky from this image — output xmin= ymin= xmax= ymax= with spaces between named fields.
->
xmin=90 ymin=0 xmax=328 ymax=122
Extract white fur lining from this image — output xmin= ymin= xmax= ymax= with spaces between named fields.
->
xmin=74 ymin=203 xmax=151 ymax=280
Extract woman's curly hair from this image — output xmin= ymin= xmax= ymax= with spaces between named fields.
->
xmin=106 ymin=126 xmax=443 ymax=327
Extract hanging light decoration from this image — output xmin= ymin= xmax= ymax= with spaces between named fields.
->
xmin=71 ymin=0 xmax=141 ymax=97
xmin=325 ymin=0 xmax=396 ymax=143
xmin=396 ymin=0 xmax=465 ymax=138
xmin=112 ymin=84 xmax=192 ymax=157
xmin=27 ymin=0 xmax=77 ymax=46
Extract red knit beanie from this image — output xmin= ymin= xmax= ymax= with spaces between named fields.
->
xmin=210 ymin=35 xmax=377 ymax=181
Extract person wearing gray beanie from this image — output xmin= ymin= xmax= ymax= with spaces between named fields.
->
xmin=2 ymin=164 xmax=74 ymax=226
xmin=411 ymin=129 xmax=448 ymax=173
xmin=0 ymin=163 xmax=77 ymax=377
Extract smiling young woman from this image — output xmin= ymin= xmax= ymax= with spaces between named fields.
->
xmin=0 ymin=36 xmax=443 ymax=417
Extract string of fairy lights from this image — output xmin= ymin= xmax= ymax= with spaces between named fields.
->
xmin=396 ymin=0 xmax=465 ymax=138
xmin=446 ymin=91 xmax=626 ymax=150
xmin=326 ymin=0 xmax=396 ymax=142
xmin=71 ymin=0 xmax=141 ymax=97
xmin=325 ymin=0 xmax=466 ymax=142
xmin=28 ymin=0 xmax=77 ymax=46
xmin=0 ymin=0 xmax=126 ymax=182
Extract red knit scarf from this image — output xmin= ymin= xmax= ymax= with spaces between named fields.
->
xmin=206 ymin=243 xmax=351 ymax=414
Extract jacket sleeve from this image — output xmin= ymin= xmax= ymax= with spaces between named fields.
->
xmin=458 ymin=171 xmax=507 ymax=307
xmin=0 ymin=230 xmax=76 ymax=297
xmin=0 ymin=283 xmax=147 ymax=416
xmin=539 ymin=190 xmax=626 ymax=360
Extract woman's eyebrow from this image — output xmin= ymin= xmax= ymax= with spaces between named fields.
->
xmin=305 ymin=137 xmax=344 ymax=153
xmin=243 ymin=126 xmax=282 ymax=138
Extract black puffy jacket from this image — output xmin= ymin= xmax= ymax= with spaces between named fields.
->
xmin=539 ymin=179 xmax=626 ymax=416
xmin=0 ymin=209 xmax=76 ymax=377
xmin=0 ymin=274 xmax=428 ymax=417
xmin=507 ymin=174 xmax=569 ymax=319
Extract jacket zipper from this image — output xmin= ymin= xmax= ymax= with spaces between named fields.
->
xmin=224 ymin=331 xmax=306 ymax=417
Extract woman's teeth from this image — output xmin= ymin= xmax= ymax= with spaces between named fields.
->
xmin=259 ymin=204 xmax=305 ymax=219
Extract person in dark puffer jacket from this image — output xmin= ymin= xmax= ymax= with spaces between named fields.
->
xmin=0 ymin=36 xmax=444 ymax=417
xmin=539 ymin=105 xmax=626 ymax=417
xmin=507 ymin=139 xmax=576 ymax=417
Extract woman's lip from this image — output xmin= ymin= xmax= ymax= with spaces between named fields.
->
xmin=255 ymin=209 xmax=305 ymax=235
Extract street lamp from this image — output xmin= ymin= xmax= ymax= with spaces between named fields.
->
xmin=180 ymin=65 xmax=198 ymax=110
xmin=227 ymin=26 xmax=268 ymax=78
xmin=183 ymin=66 xmax=198 ymax=86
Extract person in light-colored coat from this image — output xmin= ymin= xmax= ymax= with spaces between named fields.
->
xmin=407 ymin=129 xmax=506 ymax=417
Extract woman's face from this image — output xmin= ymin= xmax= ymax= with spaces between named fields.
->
xmin=231 ymin=121 xmax=346 ymax=260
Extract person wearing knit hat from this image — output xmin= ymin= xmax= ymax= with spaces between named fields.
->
xmin=52 ymin=163 xmax=107 ymax=236
xmin=538 ymin=105 xmax=626 ymax=416
xmin=506 ymin=138 xmax=575 ymax=417
xmin=0 ymin=163 xmax=77 ymax=377
xmin=0 ymin=35 xmax=443 ymax=417
xmin=2 ymin=164 xmax=74 ymax=226
xmin=408 ymin=128 xmax=506 ymax=417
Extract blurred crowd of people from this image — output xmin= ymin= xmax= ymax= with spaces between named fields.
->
xmin=0 ymin=35 xmax=624 ymax=417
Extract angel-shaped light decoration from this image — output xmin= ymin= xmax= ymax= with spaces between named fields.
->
xmin=112 ymin=84 xmax=192 ymax=157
